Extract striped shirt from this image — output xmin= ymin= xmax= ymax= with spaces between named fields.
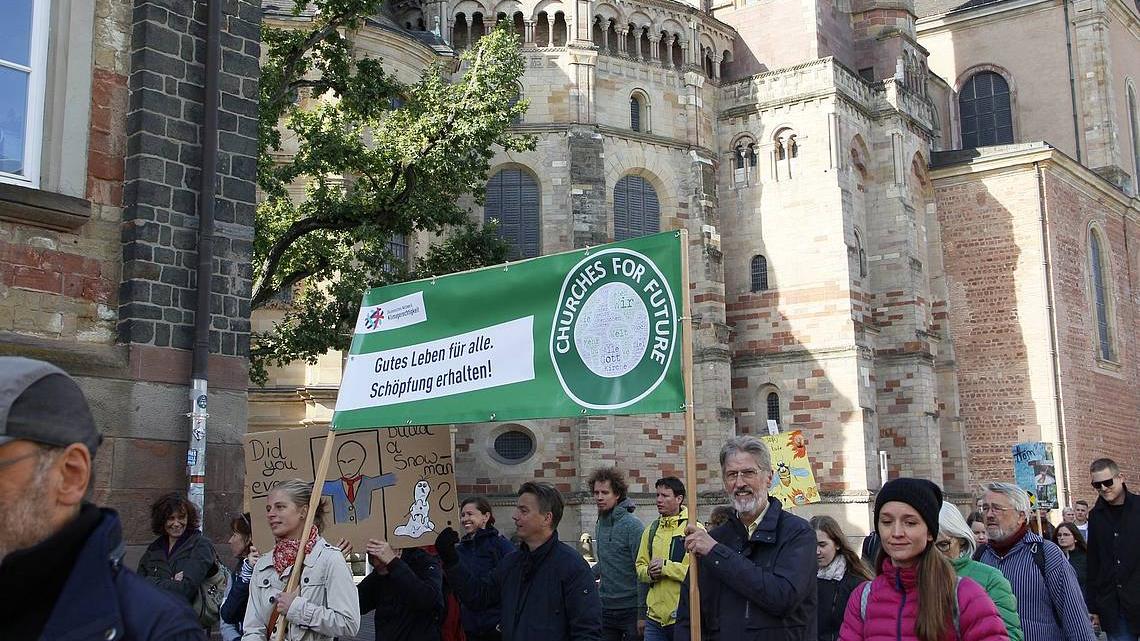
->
xmin=979 ymin=531 xmax=1096 ymax=641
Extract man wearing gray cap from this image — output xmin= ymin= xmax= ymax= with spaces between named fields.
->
xmin=0 ymin=356 xmax=206 ymax=640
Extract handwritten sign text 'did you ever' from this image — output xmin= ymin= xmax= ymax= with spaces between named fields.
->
xmin=244 ymin=424 xmax=458 ymax=551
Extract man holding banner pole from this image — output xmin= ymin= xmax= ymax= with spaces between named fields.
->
xmin=674 ymin=435 xmax=817 ymax=641
xmin=434 ymin=482 xmax=602 ymax=641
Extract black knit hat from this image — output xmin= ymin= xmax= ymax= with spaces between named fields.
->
xmin=874 ymin=478 xmax=943 ymax=534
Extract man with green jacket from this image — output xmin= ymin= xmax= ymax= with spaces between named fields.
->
xmin=591 ymin=467 xmax=646 ymax=641
xmin=636 ymin=477 xmax=691 ymax=641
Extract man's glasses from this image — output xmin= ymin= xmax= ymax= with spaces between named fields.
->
xmin=980 ymin=504 xmax=1011 ymax=514
xmin=1091 ymin=477 xmax=1116 ymax=490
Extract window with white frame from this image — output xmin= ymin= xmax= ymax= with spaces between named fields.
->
xmin=0 ymin=0 xmax=48 ymax=187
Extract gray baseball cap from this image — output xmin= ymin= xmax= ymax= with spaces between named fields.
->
xmin=0 ymin=357 xmax=101 ymax=454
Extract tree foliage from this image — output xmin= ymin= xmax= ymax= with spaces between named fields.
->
xmin=251 ymin=0 xmax=532 ymax=384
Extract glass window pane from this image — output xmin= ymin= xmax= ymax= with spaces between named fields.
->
xmin=0 ymin=67 xmax=29 ymax=176
xmin=0 ymin=0 xmax=33 ymax=67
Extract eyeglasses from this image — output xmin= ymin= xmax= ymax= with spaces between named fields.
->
xmin=1091 ymin=478 xmax=1116 ymax=490
xmin=935 ymin=540 xmax=954 ymax=552
xmin=0 ymin=450 xmax=40 ymax=472
xmin=980 ymin=504 xmax=1011 ymax=514
xmin=724 ymin=469 xmax=760 ymax=482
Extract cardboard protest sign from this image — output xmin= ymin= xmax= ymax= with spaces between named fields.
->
xmin=245 ymin=425 xmax=458 ymax=551
xmin=331 ymin=231 xmax=685 ymax=431
xmin=761 ymin=430 xmax=820 ymax=507
xmin=1013 ymin=441 xmax=1058 ymax=509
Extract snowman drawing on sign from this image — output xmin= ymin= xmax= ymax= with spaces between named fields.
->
xmin=394 ymin=479 xmax=436 ymax=538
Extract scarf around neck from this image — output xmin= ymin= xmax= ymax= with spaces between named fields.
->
xmin=989 ymin=522 xmax=1028 ymax=556
xmin=818 ymin=554 xmax=848 ymax=580
xmin=273 ymin=526 xmax=319 ymax=576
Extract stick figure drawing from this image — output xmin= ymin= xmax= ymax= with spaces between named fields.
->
xmin=393 ymin=479 xmax=436 ymax=538
xmin=321 ymin=440 xmax=397 ymax=525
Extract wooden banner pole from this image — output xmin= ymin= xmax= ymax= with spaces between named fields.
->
xmin=678 ymin=229 xmax=702 ymax=639
xmin=275 ymin=429 xmax=338 ymax=641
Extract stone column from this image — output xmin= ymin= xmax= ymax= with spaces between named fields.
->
xmin=648 ymin=35 xmax=661 ymax=65
xmin=524 ymin=20 xmax=535 ymax=45
xmin=618 ymin=26 xmax=629 ymax=56
xmin=711 ymin=54 xmax=721 ymax=80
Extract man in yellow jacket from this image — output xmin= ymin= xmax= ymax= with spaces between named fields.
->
xmin=636 ymin=477 xmax=691 ymax=641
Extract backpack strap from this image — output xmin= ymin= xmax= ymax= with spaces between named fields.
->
xmin=1029 ymin=541 xmax=1064 ymax=631
xmin=859 ymin=581 xmax=872 ymax=621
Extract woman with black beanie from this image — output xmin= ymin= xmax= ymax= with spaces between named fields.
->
xmin=837 ymin=478 xmax=1010 ymax=641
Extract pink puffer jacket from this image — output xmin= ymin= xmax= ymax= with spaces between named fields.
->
xmin=837 ymin=558 xmax=1010 ymax=641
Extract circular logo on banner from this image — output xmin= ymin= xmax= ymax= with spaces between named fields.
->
xmin=550 ymin=248 xmax=678 ymax=409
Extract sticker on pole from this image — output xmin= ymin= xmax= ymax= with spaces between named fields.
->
xmin=550 ymin=248 xmax=678 ymax=409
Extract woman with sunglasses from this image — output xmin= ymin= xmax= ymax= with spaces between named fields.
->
xmin=221 ymin=513 xmax=258 ymax=641
xmin=935 ymin=502 xmax=1023 ymax=641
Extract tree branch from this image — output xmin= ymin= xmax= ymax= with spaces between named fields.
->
xmin=268 ymin=10 xmax=358 ymax=110
xmin=251 ymin=216 xmax=349 ymax=309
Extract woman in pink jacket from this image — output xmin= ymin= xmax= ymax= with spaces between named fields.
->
xmin=838 ymin=478 xmax=1009 ymax=641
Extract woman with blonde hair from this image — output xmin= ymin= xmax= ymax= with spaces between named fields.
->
xmin=936 ymin=502 xmax=1023 ymax=641
xmin=241 ymin=480 xmax=360 ymax=641
xmin=838 ymin=478 xmax=1009 ymax=641
xmin=811 ymin=515 xmax=872 ymax=641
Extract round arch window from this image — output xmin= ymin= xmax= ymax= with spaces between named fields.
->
xmin=493 ymin=429 xmax=535 ymax=463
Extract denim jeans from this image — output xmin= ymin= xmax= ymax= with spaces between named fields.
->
xmin=1106 ymin=615 xmax=1140 ymax=641
xmin=602 ymin=607 xmax=640 ymax=641
xmin=642 ymin=619 xmax=673 ymax=641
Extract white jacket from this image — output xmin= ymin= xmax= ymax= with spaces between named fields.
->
xmin=241 ymin=537 xmax=361 ymax=641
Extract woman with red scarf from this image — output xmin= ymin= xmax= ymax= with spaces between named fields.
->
xmin=241 ymin=480 xmax=360 ymax=641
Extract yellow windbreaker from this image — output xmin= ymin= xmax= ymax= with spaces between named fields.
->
xmin=635 ymin=506 xmax=691 ymax=626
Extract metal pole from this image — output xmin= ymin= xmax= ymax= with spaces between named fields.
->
xmin=188 ymin=0 xmax=222 ymax=518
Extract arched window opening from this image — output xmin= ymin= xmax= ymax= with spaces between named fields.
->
xmin=606 ymin=20 xmax=618 ymax=54
xmin=734 ymin=145 xmax=745 ymax=170
xmin=552 ymin=12 xmax=567 ymax=46
xmin=513 ymin=11 xmax=525 ymax=36
xmin=766 ymin=392 xmax=780 ymax=427
xmin=1090 ymin=229 xmax=1114 ymax=361
xmin=640 ymin=28 xmax=651 ymax=61
xmin=625 ymin=24 xmax=637 ymax=57
xmin=592 ymin=16 xmax=604 ymax=48
xmin=630 ymin=95 xmax=642 ymax=131
xmin=452 ymin=13 xmax=469 ymax=49
xmin=959 ymin=71 xmax=1013 ymax=147
xmin=485 ymin=169 xmax=541 ymax=259
xmin=750 ymin=254 xmax=768 ymax=292
xmin=536 ymin=12 xmax=550 ymax=46
xmin=613 ymin=175 xmax=660 ymax=240
xmin=472 ymin=13 xmax=486 ymax=41
xmin=720 ymin=49 xmax=732 ymax=79
xmin=854 ymin=230 xmax=868 ymax=278
xmin=672 ymin=39 xmax=683 ymax=68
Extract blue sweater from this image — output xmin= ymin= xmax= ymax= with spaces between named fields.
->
xmin=595 ymin=500 xmax=645 ymax=612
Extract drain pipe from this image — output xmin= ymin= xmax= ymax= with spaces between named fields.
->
xmin=1036 ymin=161 xmax=1073 ymax=505
xmin=1062 ymin=0 xmax=1082 ymax=163
xmin=188 ymin=0 xmax=222 ymax=519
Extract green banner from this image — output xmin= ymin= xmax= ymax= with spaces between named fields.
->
xmin=331 ymin=231 xmax=685 ymax=431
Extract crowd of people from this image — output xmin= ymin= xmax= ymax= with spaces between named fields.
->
xmin=2 ymin=356 xmax=1139 ymax=641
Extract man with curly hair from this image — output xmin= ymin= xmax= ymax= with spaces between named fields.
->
xmin=590 ymin=467 xmax=646 ymax=641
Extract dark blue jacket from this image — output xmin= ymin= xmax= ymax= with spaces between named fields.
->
xmin=220 ymin=558 xmax=250 ymax=632
xmin=445 ymin=531 xmax=601 ymax=641
xmin=674 ymin=498 xmax=817 ymax=641
xmin=456 ymin=525 xmax=516 ymax=636
xmin=358 ymin=547 xmax=445 ymax=641
xmin=40 ymin=508 xmax=207 ymax=641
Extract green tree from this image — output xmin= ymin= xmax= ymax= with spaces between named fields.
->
xmin=251 ymin=1 xmax=532 ymax=384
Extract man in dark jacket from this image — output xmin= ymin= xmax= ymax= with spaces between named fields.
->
xmin=675 ymin=435 xmax=817 ymax=641
xmin=436 ymin=482 xmax=602 ymax=641
xmin=358 ymin=538 xmax=444 ymax=641
xmin=0 ymin=357 xmax=205 ymax=640
xmin=1087 ymin=457 xmax=1140 ymax=641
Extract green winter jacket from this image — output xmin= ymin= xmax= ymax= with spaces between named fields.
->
xmin=952 ymin=554 xmax=1024 ymax=641
xmin=595 ymin=499 xmax=646 ymax=612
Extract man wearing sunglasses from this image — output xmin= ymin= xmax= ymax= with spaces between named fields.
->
xmin=1087 ymin=458 xmax=1140 ymax=641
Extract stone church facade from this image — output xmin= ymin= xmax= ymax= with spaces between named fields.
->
xmin=254 ymin=0 xmax=1140 ymax=538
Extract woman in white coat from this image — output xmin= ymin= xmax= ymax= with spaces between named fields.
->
xmin=242 ymin=479 xmax=360 ymax=641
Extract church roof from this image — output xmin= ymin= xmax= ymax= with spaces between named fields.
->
xmin=914 ymin=0 xmax=1010 ymax=19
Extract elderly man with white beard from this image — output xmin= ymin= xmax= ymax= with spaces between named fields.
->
xmin=673 ymin=435 xmax=817 ymax=641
